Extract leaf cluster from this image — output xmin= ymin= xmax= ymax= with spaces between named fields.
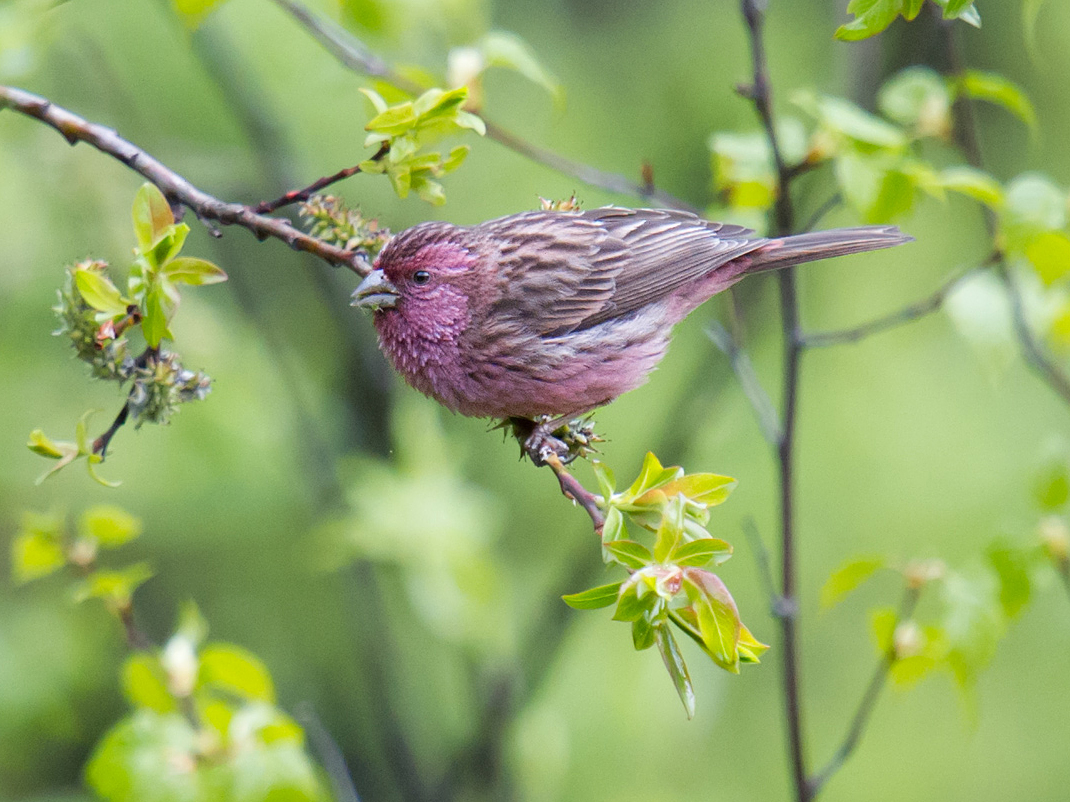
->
xmin=87 ymin=605 xmax=329 ymax=802
xmin=563 ymin=453 xmax=767 ymax=718
xmin=835 ymin=0 xmax=980 ymax=42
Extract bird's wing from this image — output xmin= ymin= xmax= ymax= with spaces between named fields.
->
xmin=478 ymin=207 xmax=763 ymax=336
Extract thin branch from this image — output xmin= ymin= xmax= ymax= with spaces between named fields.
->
xmin=269 ymin=0 xmax=698 ymax=212
xmin=739 ymin=2 xmax=809 ymax=801
xmin=999 ymin=262 xmax=1070 ymax=407
xmin=294 ymin=703 xmax=363 ymax=802
xmin=253 ymin=143 xmax=390 ymax=214
xmin=808 ymin=585 xmax=921 ymax=795
xmin=543 ymin=453 xmax=606 ymax=534
xmin=741 ymin=517 xmax=782 ymax=614
xmin=92 ymin=402 xmax=130 ymax=458
xmin=707 ymin=321 xmax=782 ymax=444
xmin=801 ymin=192 xmax=842 ymax=234
xmin=801 ymin=267 xmax=976 ymax=348
xmin=0 ymin=85 xmax=371 ymax=276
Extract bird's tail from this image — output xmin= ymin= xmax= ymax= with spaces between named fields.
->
xmin=747 ymin=226 xmax=913 ymax=273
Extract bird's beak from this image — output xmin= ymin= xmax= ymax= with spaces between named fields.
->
xmin=351 ymin=269 xmax=399 ymax=311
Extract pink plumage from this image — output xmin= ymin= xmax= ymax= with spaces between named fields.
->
xmin=352 ymin=207 xmax=911 ymax=420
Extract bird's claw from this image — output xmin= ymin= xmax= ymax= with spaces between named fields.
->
xmin=499 ymin=415 xmax=604 ymax=466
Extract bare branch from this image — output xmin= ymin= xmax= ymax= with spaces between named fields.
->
xmin=269 ymin=0 xmax=698 ymax=212
xmin=802 ymin=267 xmax=977 ymax=348
xmin=0 ymin=85 xmax=371 ymax=276
xmin=707 ymin=322 xmax=782 ymax=444
xmin=254 ymin=143 xmax=390 ymax=214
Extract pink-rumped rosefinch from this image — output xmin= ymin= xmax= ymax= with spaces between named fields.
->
xmin=352 ymin=207 xmax=910 ymax=423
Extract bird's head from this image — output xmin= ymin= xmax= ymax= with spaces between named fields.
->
xmin=351 ymin=221 xmax=481 ymax=344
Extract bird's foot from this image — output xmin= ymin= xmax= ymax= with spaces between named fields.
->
xmin=497 ymin=415 xmax=604 ymax=467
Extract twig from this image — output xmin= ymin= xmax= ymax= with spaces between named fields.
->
xmin=801 ymin=267 xmax=976 ymax=348
xmin=741 ymin=517 xmax=782 ymax=613
xmin=116 ymin=602 xmax=153 ymax=651
xmin=808 ymin=585 xmax=921 ymax=795
xmin=294 ymin=702 xmax=363 ymax=802
xmin=254 ymin=143 xmax=390 ymax=213
xmin=543 ymin=453 xmax=606 ymax=534
xmin=0 ymin=85 xmax=371 ymax=276
xmin=999 ymin=262 xmax=1070 ymax=407
xmin=269 ymin=0 xmax=698 ymax=212
xmin=739 ymin=2 xmax=809 ymax=801
xmin=801 ymin=193 xmax=842 ymax=234
xmin=92 ymin=402 xmax=130 ymax=458
xmin=707 ymin=322 xmax=782 ymax=444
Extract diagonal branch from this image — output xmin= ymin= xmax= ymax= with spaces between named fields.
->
xmin=269 ymin=0 xmax=698 ymax=212
xmin=801 ymin=267 xmax=977 ymax=348
xmin=0 ymin=85 xmax=371 ymax=276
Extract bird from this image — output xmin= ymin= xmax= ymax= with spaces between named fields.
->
xmin=351 ymin=206 xmax=911 ymax=449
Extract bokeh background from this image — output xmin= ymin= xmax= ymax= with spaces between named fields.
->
xmin=2 ymin=0 xmax=1070 ymax=799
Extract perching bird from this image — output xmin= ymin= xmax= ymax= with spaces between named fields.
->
xmin=352 ymin=206 xmax=911 ymax=427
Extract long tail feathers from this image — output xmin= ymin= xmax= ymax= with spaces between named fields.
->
xmin=747 ymin=226 xmax=913 ymax=274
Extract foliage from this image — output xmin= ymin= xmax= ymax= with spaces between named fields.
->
xmin=563 ymin=453 xmax=766 ymax=718
xmin=835 ymin=0 xmax=980 ymax=42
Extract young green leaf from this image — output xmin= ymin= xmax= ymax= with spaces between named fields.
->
xmin=655 ymin=625 xmax=695 ymax=719
xmin=163 ymin=257 xmax=228 ymax=286
xmin=604 ymin=539 xmax=653 ymax=570
xmin=682 ymin=568 xmax=742 ymax=673
xmin=737 ymin=623 xmax=770 ymax=663
xmin=937 ymin=166 xmax=1004 ymax=208
xmin=631 ymin=618 xmax=656 ymax=651
xmin=122 ymin=654 xmax=178 ymax=713
xmin=670 ymin=537 xmax=733 ymax=568
xmin=623 ymin=452 xmax=682 ymax=501
xmin=74 ymin=266 xmax=127 ymax=317
xmin=80 ymin=505 xmax=143 ymax=548
xmin=85 ymin=711 xmax=199 ymax=802
xmin=835 ymin=0 xmax=926 ymax=41
xmin=1025 ymin=231 xmax=1070 ymax=286
xmin=612 ymin=578 xmax=655 ymax=622
xmin=821 ymin=556 xmax=886 ymax=609
xmin=653 ymin=494 xmax=686 ymax=563
xmin=11 ymin=526 xmax=66 ymax=584
xmin=477 ymin=30 xmax=563 ymax=102
xmin=562 ymin=581 xmax=624 ymax=610
xmin=986 ymin=542 xmax=1032 ymax=619
xmin=74 ymin=563 xmax=154 ymax=609
xmin=878 ymin=66 xmax=951 ymax=136
xmin=131 ymin=183 xmax=175 ymax=253
xmin=956 ymin=71 xmax=1037 ymax=129
xmin=1034 ymin=457 xmax=1070 ymax=510
xmin=198 ymin=644 xmax=276 ymax=704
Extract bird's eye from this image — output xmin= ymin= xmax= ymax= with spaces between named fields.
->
xmin=413 ymin=270 xmax=431 ymax=285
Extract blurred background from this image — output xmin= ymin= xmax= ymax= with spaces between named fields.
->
xmin=2 ymin=0 xmax=1070 ymax=799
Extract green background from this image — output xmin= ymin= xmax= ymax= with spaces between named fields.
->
xmin=2 ymin=0 xmax=1069 ymax=799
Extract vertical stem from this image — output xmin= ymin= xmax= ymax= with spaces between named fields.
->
xmin=739 ymin=1 xmax=808 ymax=799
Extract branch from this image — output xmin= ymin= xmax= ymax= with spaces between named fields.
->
xmin=0 ymin=85 xmax=371 ymax=276
xmin=707 ymin=321 xmax=782 ymax=444
xmin=253 ymin=143 xmax=390 ymax=214
xmin=739 ymin=2 xmax=808 ymax=801
xmin=543 ymin=453 xmax=606 ymax=534
xmin=801 ymin=267 xmax=977 ymax=348
xmin=269 ymin=0 xmax=698 ymax=213
xmin=808 ymin=585 xmax=921 ymax=796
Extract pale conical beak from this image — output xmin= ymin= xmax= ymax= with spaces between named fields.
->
xmin=351 ymin=269 xmax=399 ymax=311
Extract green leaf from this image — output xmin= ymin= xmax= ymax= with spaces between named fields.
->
xmin=86 ymin=711 xmax=200 ymax=802
xmin=80 ymin=505 xmax=142 ymax=548
xmin=477 ymin=30 xmax=563 ymax=102
xmin=74 ymin=563 xmax=154 ymax=609
xmin=934 ymin=0 xmax=981 ymax=26
xmin=1025 ymin=231 xmax=1070 ymax=286
xmin=682 ymin=568 xmax=741 ymax=672
xmin=937 ymin=166 xmax=1004 ymax=208
xmin=834 ymin=151 xmax=917 ymax=223
xmin=163 ymin=257 xmax=228 ymax=286
xmin=870 ymin=606 xmax=898 ymax=654
xmin=74 ymin=266 xmax=127 ymax=317
xmin=366 ymin=102 xmax=418 ymax=135
xmin=956 ymin=71 xmax=1037 ymax=129
xmin=591 ymin=460 xmax=616 ymax=500
xmin=27 ymin=428 xmax=67 ymax=459
xmin=141 ymin=284 xmax=175 ymax=347
xmin=631 ymin=617 xmax=656 ymax=651
xmin=604 ymin=539 xmax=653 ymax=570
xmin=878 ymin=67 xmax=952 ymax=136
xmin=803 ymin=93 xmax=908 ymax=149
xmin=359 ymin=87 xmax=389 ymax=115
xmin=655 ymin=625 xmax=695 ymax=719
xmin=453 ymin=110 xmax=486 ymax=136
xmin=148 ymin=223 xmax=190 ymax=269
xmin=623 ymin=452 xmax=682 ymax=501
xmin=87 ymin=453 xmax=122 ymax=489
xmin=821 ymin=556 xmax=886 ymax=609
xmin=131 ymin=183 xmax=174 ymax=253
xmin=641 ymin=473 xmax=737 ymax=508
xmin=1003 ymin=173 xmax=1067 ymax=234
xmin=198 ymin=644 xmax=276 ymax=704
xmin=671 ymin=538 xmax=733 ymax=568
xmin=835 ymin=0 xmax=926 ymax=41
xmin=562 ymin=581 xmax=624 ymax=610
xmin=986 ymin=542 xmax=1032 ymax=619
xmin=653 ymin=495 xmax=686 ymax=563
xmin=612 ymin=577 xmax=655 ymax=622
xmin=121 ymin=653 xmax=178 ymax=713
xmin=737 ymin=623 xmax=770 ymax=663
xmin=1034 ymin=457 xmax=1070 ymax=510
xmin=172 ymin=0 xmax=231 ymax=29
xmin=11 ymin=525 xmax=66 ymax=584
xmin=600 ymin=505 xmax=626 ymax=546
